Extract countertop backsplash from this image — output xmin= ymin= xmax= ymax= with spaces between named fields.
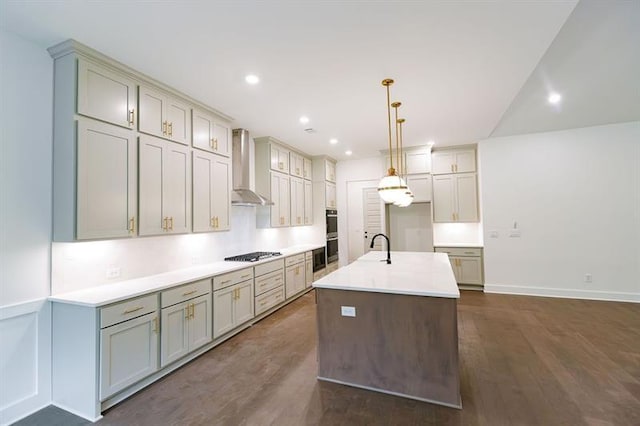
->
xmin=52 ymin=207 xmax=323 ymax=294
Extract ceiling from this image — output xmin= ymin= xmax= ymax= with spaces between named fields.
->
xmin=1 ymin=1 xmax=636 ymax=160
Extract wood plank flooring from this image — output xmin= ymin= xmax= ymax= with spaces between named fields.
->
xmin=16 ymin=291 xmax=640 ymax=426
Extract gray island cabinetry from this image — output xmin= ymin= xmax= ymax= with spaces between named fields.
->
xmin=312 ymin=251 xmax=461 ymax=408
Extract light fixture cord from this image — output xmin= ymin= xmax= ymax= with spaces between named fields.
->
xmin=386 ymin=83 xmax=394 ymax=172
xmin=399 ymin=119 xmax=404 ymax=176
xmin=394 ymin=105 xmax=400 ymax=176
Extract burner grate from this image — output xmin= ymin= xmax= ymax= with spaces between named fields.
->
xmin=224 ymin=251 xmax=282 ymax=262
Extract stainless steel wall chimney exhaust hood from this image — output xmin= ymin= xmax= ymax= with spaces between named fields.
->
xmin=231 ymin=129 xmax=274 ymax=206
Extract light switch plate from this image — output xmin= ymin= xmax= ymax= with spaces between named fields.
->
xmin=341 ymin=306 xmax=356 ymax=317
xmin=509 ymin=230 xmax=521 ymax=238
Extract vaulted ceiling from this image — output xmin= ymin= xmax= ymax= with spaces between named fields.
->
xmin=1 ymin=1 xmax=637 ymax=159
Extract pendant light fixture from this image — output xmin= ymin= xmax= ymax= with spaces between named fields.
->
xmin=395 ymin=117 xmax=414 ymax=207
xmin=377 ymin=79 xmax=408 ymax=204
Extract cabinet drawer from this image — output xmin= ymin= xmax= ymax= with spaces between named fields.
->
xmin=213 ymin=268 xmax=253 ymax=291
xmin=161 ymin=279 xmax=211 ymax=308
xmin=254 ymin=258 xmax=284 ymax=277
xmin=101 ymin=294 xmax=158 ymax=328
xmin=285 ymin=253 xmax=305 ymax=267
xmin=254 ymin=270 xmax=284 ymax=296
xmin=435 ymin=247 xmax=482 ymax=257
xmin=255 ymin=287 xmax=285 ymax=315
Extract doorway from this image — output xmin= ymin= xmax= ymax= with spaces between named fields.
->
xmin=347 ymin=180 xmax=383 ymax=263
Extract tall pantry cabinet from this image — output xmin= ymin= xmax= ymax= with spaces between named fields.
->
xmin=49 ymin=40 xmax=233 ymax=241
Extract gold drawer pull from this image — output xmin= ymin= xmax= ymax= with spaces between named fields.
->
xmin=163 ymin=121 xmax=168 ymax=136
xmin=128 ymin=217 xmax=136 ymax=233
xmin=123 ymin=306 xmax=144 ymax=314
xmin=152 ymin=317 xmax=158 ymax=333
xmin=241 ymin=274 xmax=252 ymax=279
xmin=221 ymin=279 xmax=231 ymax=284
xmin=128 ymin=109 xmax=135 ymax=126
xmin=168 ymin=122 xmax=173 ymax=137
xmin=182 ymin=290 xmax=197 ymax=296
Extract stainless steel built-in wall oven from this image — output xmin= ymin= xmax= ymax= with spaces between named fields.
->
xmin=326 ymin=238 xmax=339 ymax=264
xmin=326 ymin=209 xmax=338 ymax=239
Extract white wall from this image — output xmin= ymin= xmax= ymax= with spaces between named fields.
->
xmin=479 ymin=121 xmax=640 ymax=302
xmin=52 ymin=207 xmax=323 ymax=294
xmin=0 ymin=30 xmax=53 ymax=425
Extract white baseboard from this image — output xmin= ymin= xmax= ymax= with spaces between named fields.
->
xmin=0 ymin=299 xmax=52 ymax=426
xmin=484 ymin=284 xmax=640 ymax=303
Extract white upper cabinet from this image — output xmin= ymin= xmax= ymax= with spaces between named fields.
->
xmin=138 ymin=135 xmax=191 ymax=236
xmin=325 ymin=159 xmax=336 ymax=183
xmin=303 ymin=157 xmax=313 ymax=180
xmin=432 ymin=173 xmax=478 ymax=222
xmin=192 ymin=108 xmax=230 ymax=157
xmin=290 ymin=151 xmax=304 ymax=178
xmin=192 ymin=150 xmax=231 ymax=232
xmin=270 ymin=172 xmax=291 ymax=227
xmin=270 ymin=143 xmax=290 ymax=173
xmin=138 ymin=85 xmax=191 ymax=145
xmin=326 ymin=182 xmax=337 ymax=209
xmin=405 ymin=150 xmax=431 ymax=174
xmin=432 ymin=148 xmax=476 ymax=174
xmin=77 ymin=58 xmax=137 ymax=129
xmin=304 ymin=180 xmax=313 ymax=225
xmin=406 ymin=173 xmax=432 ymax=203
xmin=76 ymin=118 xmax=137 ymax=240
xmin=290 ymin=177 xmax=305 ymax=226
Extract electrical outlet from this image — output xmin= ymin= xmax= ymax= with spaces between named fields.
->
xmin=489 ymin=230 xmax=499 ymax=238
xmin=106 ymin=267 xmax=121 ymax=279
xmin=584 ymin=273 xmax=592 ymax=283
xmin=341 ymin=306 xmax=356 ymax=317
xmin=509 ymin=230 xmax=521 ymax=238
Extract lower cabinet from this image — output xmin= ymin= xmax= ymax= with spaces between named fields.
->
xmin=160 ymin=290 xmax=212 ymax=367
xmin=285 ymin=254 xmax=306 ymax=298
xmin=305 ymin=258 xmax=313 ymax=288
xmin=326 ymin=262 xmax=339 ymax=274
xmin=213 ymin=279 xmax=254 ymax=339
xmin=254 ymin=259 xmax=285 ymax=315
xmin=434 ymin=246 xmax=484 ymax=287
xmin=99 ymin=294 xmax=159 ymax=399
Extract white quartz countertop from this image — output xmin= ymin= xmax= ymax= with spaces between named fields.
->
xmin=49 ymin=244 xmax=324 ymax=308
xmin=312 ymin=251 xmax=459 ymax=298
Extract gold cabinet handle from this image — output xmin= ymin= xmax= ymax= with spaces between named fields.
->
xmin=182 ymin=290 xmax=197 ymax=296
xmin=210 ymin=217 xmax=215 ymax=228
xmin=152 ymin=317 xmax=158 ymax=333
xmin=190 ymin=303 xmax=195 ymax=319
xmin=296 ymin=168 xmax=300 ymax=175
xmin=168 ymin=122 xmax=173 ymax=137
xmin=213 ymin=138 xmax=218 ymax=150
xmin=162 ymin=120 xmax=167 ymax=136
xmin=123 ymin=306 xmax=144 ymax=314
xmin=278 ymin=161 xmax=283 ymax=170
xmin=128 ymin=109 xmax=135 ymax=126
xmin=128 ymin=217 xmax=136 ymax=234
xmin=185 ymin=304 xmax=190 ymax=319
xmin=241 ymin=274 xmax=251 ymax=279
xmin=221 ymin=279 xmax=231 ymax=284
xmin=169 ymin=217 xmax=174 ymax=230
xmin=163 ymin=217 xmax=168 ymax=231
xmin=455 ymin=164 xmax=458 ymax=172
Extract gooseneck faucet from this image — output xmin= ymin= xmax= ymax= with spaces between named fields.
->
xmin=370 ymin=233 xmax=391 ymax=264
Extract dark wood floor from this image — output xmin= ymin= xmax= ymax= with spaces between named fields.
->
xmin=18 ymin=291 xmax=640 ymax=426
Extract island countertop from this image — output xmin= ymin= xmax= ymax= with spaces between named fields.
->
xmin=312 ymin=251 xmax=459 ymax=298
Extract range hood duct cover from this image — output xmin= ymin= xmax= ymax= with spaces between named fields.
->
xmin=231 ymin=129 xmax=274 ymax=206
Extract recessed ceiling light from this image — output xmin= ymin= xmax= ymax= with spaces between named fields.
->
xmin=329 ymin=138 xmax=338 ymax=145
xmin=345 ymin=150 xmax=352 ymax=156
xmin=245 ymin=74 xmax=259 ymax=85
xmin=548 ymin=92 xmax=562 ymax=104
xmin=299 ymin=116 xmax=309 ymax=124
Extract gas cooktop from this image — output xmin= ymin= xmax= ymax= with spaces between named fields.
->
xmin=224 ymin=251 xmax=282 ymax=262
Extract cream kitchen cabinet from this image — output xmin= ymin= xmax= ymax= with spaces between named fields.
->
xmin=160 ymin=280 xmax=212 ymax=367
xmin=405 ymin=149 xmax=431 ymax=174
xmin=290 ymin=177 xmax=305 ymax=226
xmin=139 ymin=135 xmax=191 ymax=236
xmin=285 ymin=254 xmax=306 ymax=299
xmin=99 ymin=294 xmax=159 ymax=399
xmin=76 ymin=118 xmax=138 ymax=240
xmin=192 ymin=150 xmax=231 ymax=232
xmin=270 ymin=143 xmax=290 ymax=173
xmin=213 ymin=270 xmax=254 ymax=339
xmin=290 ymin=151 xmax=305 ymax=178
xmin=254 ymin=259 xmax=285 ymax=315
xmin=435 ymin=247 xmax=484 ymax=287
xmin=138 ymin=85 xmax=191 ymax=145
xmin=432 ymin=148 xmax=476 ymax=175
xmin=326 ymin=182 xmax=337 ymax=209
xmin=406 ymin=173 xmax=432 ymax=203
xmin=432 ymin=173 xmax=478 ymax=223
xmin=304 ymin=180 xmax=313 ymax=225
xmin=303 ymin=157 xmax=313 ymax=180
xmin=272 ymin=172 xmax=291 ymax=227
xmin=325 ymin=159 xmax=336 ymax=183
xmin=192 ymin=108 xmax=231 ymax=157
xmin=305 ymin=252 xmax=313 ymax=288
xmin=77 ymin=58 xmax=137 ymax=129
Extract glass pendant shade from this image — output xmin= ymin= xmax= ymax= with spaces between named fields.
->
xmin=394 ymin=190 xmax=414 ymax=207
xmin=378 ymin=173 xmax=408 ymax=204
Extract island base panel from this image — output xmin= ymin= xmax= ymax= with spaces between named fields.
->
xmin=316 ymin=288 xmax=460 ymax=408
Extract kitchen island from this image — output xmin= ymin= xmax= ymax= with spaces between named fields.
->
xmin=312 ymin=251 xmax=461 ymax=408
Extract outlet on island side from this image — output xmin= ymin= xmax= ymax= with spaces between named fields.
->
xmin=584 ymin=273 xmax=592 ymax=283
xmin=341 ymin=306 xmax=356 ymax=317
